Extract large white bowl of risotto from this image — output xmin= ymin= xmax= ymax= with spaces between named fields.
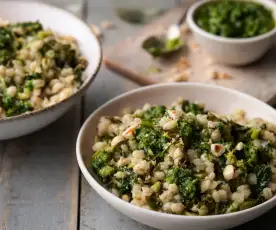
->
xmin=0 ymin=1 xmax=101 ymax=140
xmin=77 ymin=83 xmax=276 ymax=230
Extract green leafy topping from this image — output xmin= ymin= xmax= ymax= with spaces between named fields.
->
xmin=135 ymin=125 xmax=169 ymax=158
xmin=182 ymin=101 xmax=205 ymax=115
xmin=10 ymin=21 xmax=43 ymax=37
xmin=142 ymin=105 xmax=166 ymax=121
xmin=255 ymin=164 xmax=272 ymax=193
xmin=250 ymin=128 xmax=260 ymax=140
xmin=99 ymin=165 xmax=115 ymax=178
xmin=113 ymin=169 xmax=137 ymax=195
xmin=40 ymin=39 xmax=77 ymax=68
xmin=1 ymin=95 xmax=33 ymax=117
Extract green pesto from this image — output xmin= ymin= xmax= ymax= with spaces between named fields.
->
xmin=194 ymin=0 xmax=275 ymax=38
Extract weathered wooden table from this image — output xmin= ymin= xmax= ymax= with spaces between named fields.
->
xmin=0 ymin=0 xmax=276 ymax=229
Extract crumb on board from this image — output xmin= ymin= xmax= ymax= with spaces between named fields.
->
xmin=167 ymin=70 xmax=190 ymax=82
xmin=90 ymin=24 xmax=103 ymax=39
xmin=190 ymin=41 xmax=200 ymax=50
xmin=210 ymin=70 xmax=219 ymax=80
xmin=220 ymin=72 xmax=232 ymax=79
xmin=174 ymin=57 xmax=190 ymax=70
xmin=208 ymin=69 xmax=232 ymax=80
xmin=100 ymin=20 xmax=115 ymax=30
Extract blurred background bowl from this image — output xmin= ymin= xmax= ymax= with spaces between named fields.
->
xmin=0 ymin=0 xmax=102 ymax=140
xmin=187 ymin=0 xmax=276 ymax=66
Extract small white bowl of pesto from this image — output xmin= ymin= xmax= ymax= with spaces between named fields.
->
xmin=77 ymin=83 xmax=276 ymax=230
xmin=0 ymin=1 xmax=102 ymax=140
xmin=187 ymin=0 xmax=276 ymax=65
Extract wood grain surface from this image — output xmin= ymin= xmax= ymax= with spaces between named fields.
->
xmin=0 ymin=1 xmax=84 ymax=229
xmin=0 ymin=108 xmax=81 ymax=230
xmin=104 ymin=1 xmax=276 ymax=104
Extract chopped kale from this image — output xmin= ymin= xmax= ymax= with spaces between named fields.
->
xmin=182 ymin=101 xmax=205 ymax=115
xmin=0 ymin=49 xmax=13 ymax=65
xmin=142 ymin=105 xmax=166 ymax=121
xmin=91 ymin=149 xmax=113 ymax=173
xmin=135 ymin=125 xmax=169 ymax=157
xmin=40 ymin=39 xmax=77 ymax=68
xmin=99 ymin=165 xmax=115 ymax=178
xmin=0 ymin=27 xmax=14 ymax=49
xmin=255 ymin=164 xmax=272 ymax=193
xmin=113 ymin=168 xmax=137 ymax=195
xmin=166 ymin=167 xmax=200 ymax=207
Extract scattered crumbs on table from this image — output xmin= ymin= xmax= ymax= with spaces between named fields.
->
xmin=90 ymin=24 xmax=103 ymax=39
xmin=100 ymin=20 xmax=115 ymax=30
xmin=166 ymin=69 xmax=190 ymax=82
xmin=146 ymin=65 xmax=162 ymax=74
xmin=208 ymin=69 xmax=232 ymax=80
xmin=189 ymin=41 xmax=200 ymax=51
xmin=220 ymin=72 xmax=232 ymax=79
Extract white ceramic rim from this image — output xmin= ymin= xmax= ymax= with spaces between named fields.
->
xmin=187 ymin=0 xmax=276 ymax=43
xmin=0 ymin=0 xmax=102 ymax=124
xmin=76 ymin=82 xmax=276 ymax=221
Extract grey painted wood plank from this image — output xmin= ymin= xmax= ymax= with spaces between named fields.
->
xmin=0 ymin=1 xmax=84 ymax=230
xmin=0 ymin=107 xmax=81 ymax=230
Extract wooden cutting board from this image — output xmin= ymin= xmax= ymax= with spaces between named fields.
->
xmin=104 ymin=1 xmax=276 ymax=105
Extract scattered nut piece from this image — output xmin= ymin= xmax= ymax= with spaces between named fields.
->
xmin=223 ymin=165 xmax=235 ymax=181
xmin=174 ymin=57 xmax=190 ymax=70
xmin=220 ymin=72 xmax=232 ymax=79
xmin=90 ymin=24 xmax=102 ymax=39
xmin=190 ymin=41 xmax=200 ymax=50
xmin=167 ymin=71 xmax=189 ymax=82
xmin=179 ymin=57 xmax=190 ymax=68
xmin=100 ymin=20 xmax=114 ymax=30
xmin=211 ymin=144 xmax=225 ymax=157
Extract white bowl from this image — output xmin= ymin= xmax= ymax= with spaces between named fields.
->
xmin=187 ymin=0 xmax=276 ymax=66
xmin=77 ymin=83 xmax=276 ymax=230
xmin=0 ymin=1 xmax=102 ymax=140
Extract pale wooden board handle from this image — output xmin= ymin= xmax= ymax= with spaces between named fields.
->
xmin=104 ymin=58 xmax=156 ymax=86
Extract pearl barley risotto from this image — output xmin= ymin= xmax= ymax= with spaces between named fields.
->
xmin=91 ymin=99 xmax=276 ymax=215
xmin=0 ymin=20 xmax=87 ymax=119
